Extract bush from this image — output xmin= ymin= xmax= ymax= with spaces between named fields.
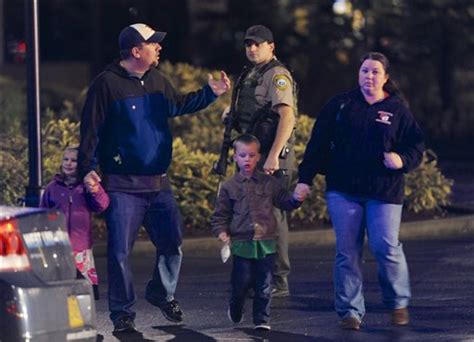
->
xmin=0 ymin=116 xmax=79 ymax=206
xmin=42 ymin=117 xmax=80 ymax=182
xmin=160 ymin=61 xmax=232 ymax=154
xmin=404 ymin=150 xmax=453 ymax=213
xmin=0 ymin=134 xmax=28 ymax=205
xmin=290 ymin=115 xmax=330 ymax=223
xmin=0 ymin=79 xmax=27 ymax=136
xmin=169 ymin=138 xmax=221 ymax=233
xmin=0 ymin=62 xmax=454 ymax=236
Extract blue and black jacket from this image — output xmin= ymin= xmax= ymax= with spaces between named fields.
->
xmin=78 ymin=61 xmax=217 ymax=178
xmin=298 ymin=88 xmax=425 ymax=204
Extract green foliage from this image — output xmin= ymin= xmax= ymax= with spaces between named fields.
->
xmin=0 ymin=116 xmax=79 ymax=206
xmin=0 ymin=134 xmax=28 ymax=205
xmin=169 ymin=138 xmax=220 ymax=233
xmin=159 ymin=61 xmax=232 ymax=154
xmin=404 ymin=150 xmax=453 ymax=213
xmin=291 ymin=174 xmax=328 ymax=224
xmin=0 ymin=79 xmax=26 ymax=135
xmin=0 ymin=62 xmax=454 ymax=235
xmin=290 ymin=115 xmax=331 ymax=223
xmin=42 ymin=117 xmax=80 ymax=183
xmin=292 ymin=114 xmax=314 ymax=159
xmin=228 ymin=0 xmax=473 ymax=147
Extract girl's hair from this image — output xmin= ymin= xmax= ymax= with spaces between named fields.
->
xmin=64 ymin=145 xmax=79 ymax=153
xmin=359 ymin=52 xmax=409 ymax=107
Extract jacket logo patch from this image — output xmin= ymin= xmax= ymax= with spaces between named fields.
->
xmin=113 ymin=154 xmax=122 ymax=165
xmin=375 ymin=111 xmax=393 ymax=125
xmin=273 ymin=74 xmax=291 ymax=91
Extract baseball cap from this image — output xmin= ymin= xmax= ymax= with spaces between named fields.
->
xmin=119 ymin=23 xmax=166 ymax=50
xmin=244 ymin=25 xmax=274 ymax=44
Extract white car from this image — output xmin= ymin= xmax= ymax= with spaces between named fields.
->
xmin=0 ymin=206 xmax=97 ymax=341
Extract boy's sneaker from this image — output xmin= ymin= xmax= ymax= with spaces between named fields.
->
xmin=254 ymin=324 xmax=271 ymax=331
xmin=159 ymin=300 xmax=183 ymax=323
xmin=113 ymin=316 xmax=137 ymax=333
xmin=227 ymin=306 xmax=243 ymax=324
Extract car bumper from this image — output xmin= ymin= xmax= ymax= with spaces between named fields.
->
xmin=1 ymin=278 xmax=97 ymax=342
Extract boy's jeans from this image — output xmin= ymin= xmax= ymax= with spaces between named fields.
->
xmin=106 ymin=190 xmax=183 ymax=323
xmin=326 ymin=191 xmax=411 ymax=321
xmin=230 ymin=254 xmax=275 ymax=325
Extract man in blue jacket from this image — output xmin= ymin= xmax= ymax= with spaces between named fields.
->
xmin=78 ymin=23 xmax=230 ymax=333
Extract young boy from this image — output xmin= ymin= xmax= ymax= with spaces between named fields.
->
xmin=211 ymin=134 xmax=304 ymax=331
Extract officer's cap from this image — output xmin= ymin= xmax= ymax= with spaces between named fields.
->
xmin=244 ymin=25 xmax=274 ymax=44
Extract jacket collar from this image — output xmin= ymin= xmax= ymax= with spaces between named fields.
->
xmin=234 ymin=170 xmax=266 ymax=183
xmin=53 ymin=173 xmax=81 ymax=187
xmin=106 ymin=59 xmax=152 ymax=80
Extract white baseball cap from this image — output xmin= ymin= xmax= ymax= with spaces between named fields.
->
xmin=119 ymin=23 xmax=166 ymax=50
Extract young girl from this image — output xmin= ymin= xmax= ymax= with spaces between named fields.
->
xmin=41 ymin=145 xmax=109 ymax=299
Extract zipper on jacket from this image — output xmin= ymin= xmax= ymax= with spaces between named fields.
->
xmin=67 ymin=187 xmax=73 ymax=235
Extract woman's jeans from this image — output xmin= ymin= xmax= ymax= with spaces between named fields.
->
xmin=230 ymin=254 xmax=275 ymax=325
xmin=326 ymin=191 xmax=411 ymax=321
xmin=106 ymin=190 xmax=183 ymax=323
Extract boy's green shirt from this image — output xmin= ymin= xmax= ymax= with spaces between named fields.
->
xmin=231 ymin=240 xmax=276 ymax=259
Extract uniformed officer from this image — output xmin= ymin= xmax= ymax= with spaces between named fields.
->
xmin=224 ymin=24 xmax=297 ymax=297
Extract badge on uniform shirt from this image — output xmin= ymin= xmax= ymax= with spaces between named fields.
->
xmin=273 ymin=74 xmax=291 ymax=91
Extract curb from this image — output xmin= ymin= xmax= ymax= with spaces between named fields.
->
xmin=93 ymin=214 xmax=474 ymax=257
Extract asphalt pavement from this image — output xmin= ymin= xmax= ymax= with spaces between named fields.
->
xmin=94 ymin=224 xmax=474 ymax=341
xmin=93 ymin=159 xmax=474 ymax=341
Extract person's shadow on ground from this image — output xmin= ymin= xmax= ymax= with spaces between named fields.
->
xmin=111 ymin=330 xmax=155 ymax=341
xmin=154 ymin=324 xmax=217 ymax=341
xmin=237 ymin=327 xmax=332 ymax=342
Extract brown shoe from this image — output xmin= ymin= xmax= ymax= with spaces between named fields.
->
xmin=391 ymin=307 xmax=409 ymax=326
xmin=339 ymin=317 xmax=361 ymax=330
xmin=271 ymin=287 xmax=290 ymax=298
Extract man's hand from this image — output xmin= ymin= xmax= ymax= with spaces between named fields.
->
xmin=84 ymin=180 xmax=99 ymax=194
xmin=383 ymin=152 xmax=403 ymax=170
xmin=208 ymin=71 xmax=231 ymax=96
xmin=84 ymin=171 xmax=101 ymax=185
xmin=84 ymin=170 xmax=101 ymax=193
xmin=294 ymin=183 xmax=311 ymax=201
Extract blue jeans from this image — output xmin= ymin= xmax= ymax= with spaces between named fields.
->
xmin=230 ymin=254 xmax=275 ymax=325
xmin=326 ymin=191 xmax=411 ymax=321
xmin=106 ymin=190 xmax=183 ymax=323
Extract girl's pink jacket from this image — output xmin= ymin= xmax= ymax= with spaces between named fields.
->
xmin=40 ymin=174 xmax=110 ymax=252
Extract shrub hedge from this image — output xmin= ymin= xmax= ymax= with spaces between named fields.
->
xmin=0 ymin=62 xmax=453 ymax=237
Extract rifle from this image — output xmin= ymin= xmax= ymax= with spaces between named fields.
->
xmin=212 ymin=113 xmax=235 ymax=176
xmin=213 ymin=67 xmax=249 ymax=177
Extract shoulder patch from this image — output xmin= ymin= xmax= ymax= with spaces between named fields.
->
xmin=273 ymin=74 xmax=291 ymax=91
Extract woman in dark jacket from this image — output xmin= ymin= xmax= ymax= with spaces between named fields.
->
xmin=295 ymin=52 xmax=425 ymax=330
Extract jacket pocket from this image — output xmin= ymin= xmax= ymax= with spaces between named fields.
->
xmin=254 ymin=187 xmax=274 ymax=212
xmin=228 ymin=190 xmax=245 ymax=214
